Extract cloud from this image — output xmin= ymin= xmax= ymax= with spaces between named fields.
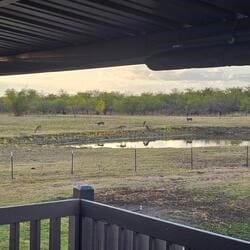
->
xmin=0 ymin=64 xmax=249 ymax=95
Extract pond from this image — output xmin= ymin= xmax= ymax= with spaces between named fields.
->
xmin=71 ymin=139 xmax=250 ymax=149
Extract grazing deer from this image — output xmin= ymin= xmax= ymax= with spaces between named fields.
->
xmin=34 ymin=125 xmax=42 ymax=133
xmin=186 ymin=140 xmax=193 ymax=144
xmin=186 ymin=112 xmax=193 ymax=122
xmin=145 ymin=125 xmax=151 ymax=131
xmin=117 ymin=125 xmax=126 ymax=129
xmin=96 ymin=121 xmax=104 ymax=126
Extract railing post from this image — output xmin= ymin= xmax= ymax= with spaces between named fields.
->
xmin=73 ymin=185 xmax=94 ymax=201
xmin=69 ymin=185 xmax=94 ymax=250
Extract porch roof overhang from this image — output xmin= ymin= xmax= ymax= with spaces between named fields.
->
xmin=1 ymin=0 xmax=250 ymax=75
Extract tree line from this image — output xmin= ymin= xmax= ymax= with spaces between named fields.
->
xmin=0 ymin=87 xmax=249 ymax=116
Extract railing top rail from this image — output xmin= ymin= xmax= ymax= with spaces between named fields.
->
xmin=81 ymin=199 xmax=250 ymax=250
xmin=0 ymin=199 xmax=79 ymax=225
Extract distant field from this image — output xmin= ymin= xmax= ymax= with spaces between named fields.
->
xmin=0 ymin=114 xmax=249 ymax=137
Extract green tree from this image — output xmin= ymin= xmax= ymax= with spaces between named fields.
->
xmin=5 ymin=89 xmax=30 ymax=116
xmin=95 ymin=98 xmax=106 ymax=115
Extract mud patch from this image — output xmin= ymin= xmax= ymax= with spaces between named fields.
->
xmin=0 ymin=126 xmax=249 ymax=145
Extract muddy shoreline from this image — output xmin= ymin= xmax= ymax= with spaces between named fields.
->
xmin=0 ymin=126 xmax=249 ymax=145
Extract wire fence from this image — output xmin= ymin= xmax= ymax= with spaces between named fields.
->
xmin=0 ymin=145 xmax=249 ymax=180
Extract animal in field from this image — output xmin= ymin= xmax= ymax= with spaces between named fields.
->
xmin=34 ymin=125 xmax=42 ymax=133
xmin=186 ymin=117 xmax=193 ymax=122
xmin=143 ymin=140 xmax=150 ymax=146
xmin=145 ymin=125 xmax=151 ymax=131
xmin=97 ymin=143 xmax=104 ymax=147
xmin=186 ymin=140 xmax=193 ymax=144
xmin=117 ymin=125 xmax=126 ymax=129
xmin=143 ymin=121 xmax=146 ymax=127
xmin=96 ymin=121 xmax=105 ymax=126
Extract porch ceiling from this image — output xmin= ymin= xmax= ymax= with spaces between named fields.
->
xmin=0 ymin=0 xmax=250 ymax=75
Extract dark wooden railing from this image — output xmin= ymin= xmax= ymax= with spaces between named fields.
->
xmin=0 ymin=199 xmax=79 ymax=250
xmin=0 ymin=185 xmax=249 ymax=250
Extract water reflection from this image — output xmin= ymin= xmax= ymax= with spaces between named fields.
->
xmin=143 ymin=140 xmax=150 ymax=146
xmin=71 ymin=139 xmax=249 ymax=149
xmin=120 ymin=142 xmax=127 ymax=148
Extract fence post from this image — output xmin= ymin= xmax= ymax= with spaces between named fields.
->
xmin=71 ymin=150 xmax=74 ymax=175
xmin=246 ymin=145 xmax=249 ymax=168
xmin=10 ymin=152 xmax=14 ymax=179
xmin=69 ymin=185 xmax=94 ymax=250
xmin=190 ymin=146 xmax=193 ymax=169
xmin=134 ymin=148 xmax=137 ymax=172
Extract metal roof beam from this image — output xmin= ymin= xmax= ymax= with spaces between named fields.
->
xmin=1 ymin=17 xmax=250 ymax=75
xmin=0 ymin=0 xmax=19 ymax=7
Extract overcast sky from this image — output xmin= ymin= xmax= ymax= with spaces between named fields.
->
xmin=0 ymin=64 xmax=249 ymax=95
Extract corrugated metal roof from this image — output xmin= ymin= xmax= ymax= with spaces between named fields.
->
xmin=0 ymin=0 xmax=250 ymax=74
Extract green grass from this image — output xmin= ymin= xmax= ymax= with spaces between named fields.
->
xmin=0 ymin=218 xmax=69 ymax=250
xmin=0 ymin=114 xmax=249 ymax=137
xmin=200 ymin=220 xmax=250 ymax=241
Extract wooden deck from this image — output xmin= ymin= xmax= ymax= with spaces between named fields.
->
xmin=0 ymin=185 xmax=249 ymax=250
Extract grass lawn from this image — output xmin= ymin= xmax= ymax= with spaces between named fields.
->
xmin=0 ymin=114 xmax=249 ymax=137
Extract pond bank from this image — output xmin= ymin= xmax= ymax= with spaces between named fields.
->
xmin=0 ymin=126 xmax=249 ymax=145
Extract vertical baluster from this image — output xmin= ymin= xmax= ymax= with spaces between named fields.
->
xmin=49 ymin=218 xmax=61 ymax=250
xmin=149 ymin=237 xmax=156 ymax=250
xmin=126 ymin=230 xmax=133 ymax=250
xmin=81 ymin=217 xmax=93 ymax=250
xmin=9 ymin=223 xmax=19 ymax=250
xmin=136 ymin=234 xmax=148 ymax=250
xmin=96 ymin=221 xmax=105 ymax=250
xmin=30 ymin=220 xmax=41 ymax=250
xmin=68 ymin=215 xmax=80 ymax=250
xmin=133 ymin=232 xmax=138 ymax=250
xmin=155 ymin=239 xmax=166 ymax=250
xmin=92 ymin=220 xmax=98 ymax=250
xmin=92 ymin=220 xmax=105 ymax=250
xmin=104 ymin=224 xmax=118 ymax=250
xmin=165 ymin=241 xmax=171 ymax=250
xmin=118 ymin=228 xmax=127 ymax=250
xmin=104 ymin=223 xmax=108 ymax=250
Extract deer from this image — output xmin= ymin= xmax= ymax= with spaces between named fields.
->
xmin=117 ymin=125 xmax=126 ymax=129
xmin=34 ymin=125 xmax=42 ymax=133
xmin=145 ymin=125 xmax=151 ymax=131
xmin=96 ymin=121 xmax=104 ymax=126
xmin=186 ymin=112 xmax=193 ymax=122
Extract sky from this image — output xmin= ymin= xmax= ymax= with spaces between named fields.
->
xmin=0 ymin=64 xmax=250 ymax=95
